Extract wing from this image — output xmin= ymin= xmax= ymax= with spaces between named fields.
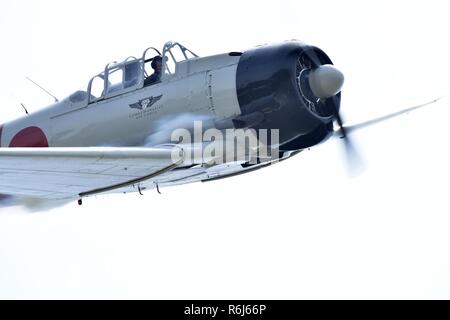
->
xmin=0 ymin=146 xmax=185 ymax=202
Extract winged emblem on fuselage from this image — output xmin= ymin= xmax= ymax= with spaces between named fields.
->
xmin=129 ymin=94 xmax=163 ymax=110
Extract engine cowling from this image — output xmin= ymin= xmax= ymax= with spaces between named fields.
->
xmin=235 ymin=41 xmax=342 ymax=150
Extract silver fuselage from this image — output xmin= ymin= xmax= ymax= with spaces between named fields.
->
xmin=1 ymin=53 xmax=241 ymax=148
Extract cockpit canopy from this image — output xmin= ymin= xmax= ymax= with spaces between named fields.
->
xmin=82 ymin=41 xmax=198 ymax=104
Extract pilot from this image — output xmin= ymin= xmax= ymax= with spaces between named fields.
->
xmin=144 ymin=55 xmax=162 ymax=86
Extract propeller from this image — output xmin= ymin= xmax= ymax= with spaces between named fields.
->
xmin=302 ymin=52 xmax=442 ymax=176
xmin=307 ymin=64 xmax=365 ymax=176
xmin=331 ymin=102 xmax=365 ymax=177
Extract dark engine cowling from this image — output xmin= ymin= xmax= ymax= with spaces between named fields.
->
xmin=235 ymin=41 xmax=342 ymax=151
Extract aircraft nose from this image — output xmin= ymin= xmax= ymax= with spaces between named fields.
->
xmin=308 ymin=64 xmax=344 ymax=99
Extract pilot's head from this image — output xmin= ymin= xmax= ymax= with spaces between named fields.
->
xmin=151 ymin=56 xmax=162 ymax=73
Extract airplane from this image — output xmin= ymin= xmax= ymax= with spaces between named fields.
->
xmin=0 ymin=40 xmax=440 ymax=210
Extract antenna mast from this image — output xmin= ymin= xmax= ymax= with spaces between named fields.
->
xmin=26 ymin=77 xmax=59 ymax=103
xmin=20 ymin=102 xmax=29 ymax=115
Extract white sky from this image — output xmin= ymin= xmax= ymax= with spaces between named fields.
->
xmin=0 ymin=0 xmax=449 ymax=299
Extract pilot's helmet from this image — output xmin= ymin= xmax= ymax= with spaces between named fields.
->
xmin=151 ymin=56 xmax=162 ymax=69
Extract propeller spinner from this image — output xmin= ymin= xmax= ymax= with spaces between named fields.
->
xmin=308 ymin=64 xmax=345 ymax=100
